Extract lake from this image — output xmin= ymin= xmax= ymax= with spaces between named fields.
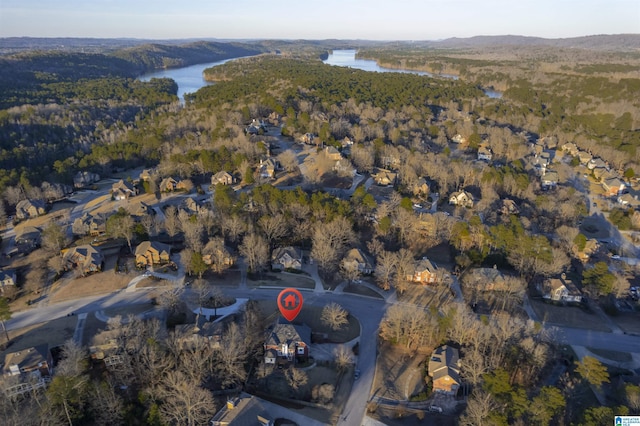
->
xmin=138 ymin=57 xmax=240 ymax=101
xmin=139 ymin=50 xmax=501 ymax=101
xmin=323 ymin=49 xmax=502 ymax=98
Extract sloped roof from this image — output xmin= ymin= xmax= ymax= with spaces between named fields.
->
xmin=271 ymin=246 xmax=302 ymax=262
xmin=3 ymin=344 xmax=50 ymax=374
xmin=135 ymin=240 xmax=171 ymax=257
xmin=265 ymin=321 xmax=311 ymax=347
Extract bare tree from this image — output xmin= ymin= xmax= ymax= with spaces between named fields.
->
xmin=311 ymin=216 xmax=355 ymax=272
xmin=164 ymin=206 xmax=180 ymax=240
xmin=334 ymin=345 xmax=353 ymax=372
xmin=221 ymin=214 xmax=245 ymax=243
xmin=460 ymin=390 xmax=499 ymax=426
xmin=156 ymin=370 xmax=216 ymax=426
xmin=259 ymin=214 xmax=288 ymax=251
xmin=375 ymin=250 xmax=397 ymax=290
xmin=239 ymin=233 xmax=268 ymax=274
xmin=212 ymin=323 xmax=249 ymax=387
xmin=41 ymin=222 xmax=70 ymax=255
xmin=277 ymin=149 xmax=299 ymax=173
xmin=202 ymin=237 xmax=233 ymax=275
xmin=285 ymin=367 xmax=308 ymax=392
xmin=182 ymin=220 xmax=205 ymax=253
xmin=321 ymin=302 xmax=349 ymax=331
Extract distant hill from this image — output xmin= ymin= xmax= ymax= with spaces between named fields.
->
xmin=431 ymin=34 xmax=640 ymax=51
xmin=110 ymin=41 xmax=265 ymax=71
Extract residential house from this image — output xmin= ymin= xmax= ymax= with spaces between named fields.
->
xmin=301 ymin=133 xmax=315 ymax=145
xmin=406 ymin=257 xmax=439 ymax=284
xmin=210 ymin=394 xmax=273 ymax=426
xmin=202 ymin=242 xmax=234 ymax=269
xmin=135 ymin=241 xmax=172 ymax=268
xmin=211 ymin=171 xmax=235 ymax=186
xmin=245 ymin=118 xmax=267 ymax=135
xmin=341 ymin=137 xmax=354 ymax=148
xmin=534 ymin=152 xmax=551 ymax=172
xmin=0 ymin=269 xmax=16 ymax=293
xmin=72 ymin=213 xmax=107 ymax=237
xmin=333 ymin=158 xmax=357 ymax=177
xmin=451 ymin=134 xmax=467 ymax=145
xmin=618 ymin=193 xmax=640 ymax=208
xmin=372 ymin=168 xmax=397 ymax=186
xmin=181 ymin=197 xmax=201 ymax=215
xmin=139 ymin=168 xmax=155 ymax=182
xmin=173 ymin=320 xmax=224 ymax=351
xmin=463 ymin=267 xmax=508 ymax=292
xmin=271 ymin=246 xmax=303 ymax=271
xmin=449 ymin=190 xmax=474 ymax=208
xmin=159 ymin=177 xmax=180 ymax=192
xmin=2 ymin=344 xmax=53 ymax=378
xmin=112 ymin=180 xmax=137 ymax=200
xmin=263 ymin=320 xmax=311 ymax=365
xmin=602 ymin=176 xmax=625 ymax=196
xmin=259 ymin=158 xmax=279 ymax=179
xmin=15 ymin=226 xmax=41 ymax=252
xmin=324 ymin=146 xmax=342 ymax=161
xmin=593 ymin=167 xmax=610 ymax=181
xmin=477 ymin=145 xmax=493 ymax=161
xmin=428 ymin=345 xmax=461 ymax=395
xmin=578 ymin=151 xmax=593 ymax=165
xmin=561 ymin=142 xmax=579 ymax=157
xmin=411 ymin=177 xmax=430 ymax=196
xmin=343 ymin=248 xmax=375 ymax=275
xmin=588 ymin=157 xmax=607 ymax=171
xmin=499 ymin=199 xmax=520 ymax=216
xmin=73 ymin=171 xmax=100 ymax=188
xmin=542 ymin=274 xmax=582 ymax=304
xmin=15 ymin=199 xmax=47 ymax=220
xmin=129 ymin=201 xmax=156 ymax=221
xmin=541 ymin=170 xmax=559 ymax=190
xmin=574 ymin=239 xmax=600 ymax=263
xmin=62 ymin=245 xmax=104 ymax=275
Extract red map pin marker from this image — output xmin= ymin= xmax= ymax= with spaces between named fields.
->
xmin=277 ymin=288 xmax=303 ymax=322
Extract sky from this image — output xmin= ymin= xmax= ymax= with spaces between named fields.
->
xmin=0 ymin=0 xmax=638 ymax=40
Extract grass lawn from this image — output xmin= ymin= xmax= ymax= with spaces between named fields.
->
xmin=587 ymin=347 xmax=632 ymax=363
xmin=343 ymin=283 xmax=384 ymax=299
xmin=248 ymin=272 xmax=315 ymax=289
xmin=398 ymin=283 xmax=454 ymax=308
xmin=610 ymin=312 xmax=640 ymax=334
xmin=530 ymin=299 xmax=611 ymax=331
xmin=51 ymin=270 xmax=135 ymax=303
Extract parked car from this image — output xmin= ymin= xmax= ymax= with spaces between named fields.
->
xmin=354 ymin=369 xmax=360 ymax=380
xmin=428 ymin=405 xmax=443 ymax=413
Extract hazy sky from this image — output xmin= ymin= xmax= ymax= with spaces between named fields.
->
xmin=1 ymin=0 xmax=638 ymax=40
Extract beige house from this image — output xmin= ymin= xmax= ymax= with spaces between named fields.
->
xmin=211 ymin=171 xmax=235 ymax=186
xmin=0 ymin=269 xmax=16 ymax=293
xmin=449 ymin=190 xmax=474 ymax=208
xmin=428 ymin=345 xmax=461 ymax=395
xmin=15 ymin=199 xmax=46 ymax=220
xmin=62 ymin=245 xmax=104 ymax=275
xmin=271 ymin=246 xmax=303 ymax=271
xmin=343 ymin=248 xmax=375 ymax=275
xmin=112 ymin=179 xmax=137 ymax=200
xmin=406 ymin=257 xmax=439 ymax=284
xmin=135 ymin=241 xmax=171 ymax=268
xmin=372 ymin=168 xmax=397 ymax=186
xmin=542 ymin=274 xmax=582 ymax=304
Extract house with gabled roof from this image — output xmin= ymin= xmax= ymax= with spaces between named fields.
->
xmin=477 ymin=145 xmax=493 ymax=161
xmin=541 ymin=170 xmax=559 ymax=190
xmin=343 ymin=248 xmax=375 ymax=275
xmin=15 ymin=199 xmax=46 ymax=220
xmin=72 ymin=213 xmax=107 ymax=237
xmin=542 ymin=273 xmax=582 ymax=304
xmin=62 ymin=244 xmax=104 ymax=275
xmin=263 ymin=320 xmax=311 ymax=365
xmin=3 ymin=344 xmax=53 ymax=379
xmin=15 ymin=226 xmax=41 ymax=253
xmin=618 ymin=193 xmax=640 ymax=208
xmin=112 ymin=179 xmax=137 ymax=200
xmin=271 ymin=246 xmax=303 ymax=271
xmin=578 ymin=151 xmax=593 ymax=165
xmin=0 ymin=269 xmax=17 ymax=293
xmin=135 ymin=241 xmax=172 ymax=268
xmin=372 ymin=167 xmax=397 ymax=187
xmin=259 ymin=158 xmax=279 ymax=179
xmin=406 ymin=257 xmax=439 ymax=284
xmin=602 ymin=176 xmax=625 ymax=196
xmin=449 ymin=190 xmax=474 ymax=208
xmin=324 ymin=146 xmax=342 ymax=162
xmin=211 ymin=171 xmax=235 ymax=186
xmin=428 ymin=345 xmax=461 ymax=395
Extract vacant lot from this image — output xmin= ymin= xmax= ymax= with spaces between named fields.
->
xmin=397 ymin=283 xmax=454 ymax=308
xmin=248 ymin=272 xmax=315 ymax=290
xmin=530 ymin=299 xmax=611 ymax=331
xmin=51 ymin=270 xmax=134 ymax=303
xmin=371 ymin=342 xmax=427 ymax=402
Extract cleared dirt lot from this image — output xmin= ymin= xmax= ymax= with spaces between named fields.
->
xmin=529 ymin=298 xmax=611 ymax=331
xmin=50 ymin=270 xmax=135 ymax=303
xmin=248 ymin=272 xmax=316 ymax=290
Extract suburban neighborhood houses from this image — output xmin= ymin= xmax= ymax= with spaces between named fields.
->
xmin=0 ymin=38 xmax=639 ymax=426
